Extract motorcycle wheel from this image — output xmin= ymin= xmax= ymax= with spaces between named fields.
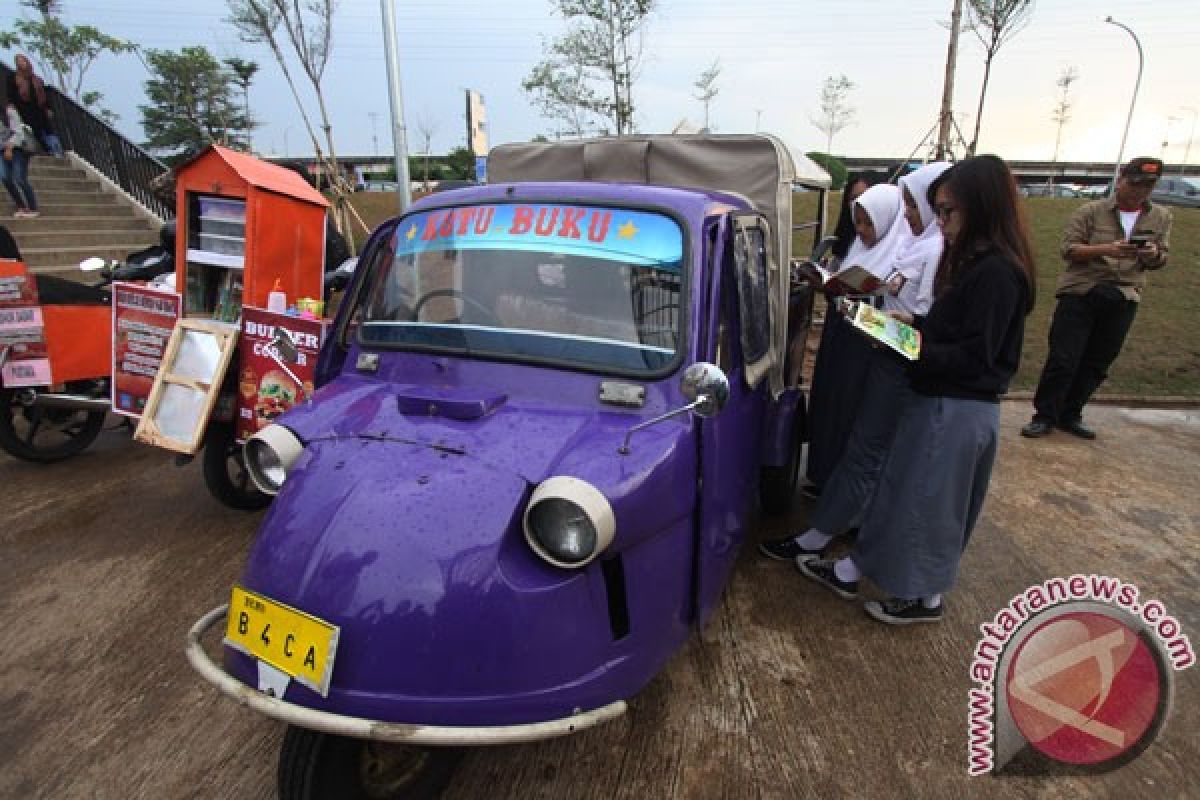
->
xmin=278 ymin=726 xmax=462 ymax=800
xmin=201 ymin=419 xmax=271 ymax=511
xmin=0 ymin=388 xmax=106 ymax=463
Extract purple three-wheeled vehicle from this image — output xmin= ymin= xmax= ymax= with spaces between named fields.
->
xmin=187 ymin=134 xmax=830 ymax=798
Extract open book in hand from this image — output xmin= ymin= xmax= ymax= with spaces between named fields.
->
xmin=811 ymin=262 xmax=884 ymax=294
xmin=840 ymin=299 xmax=921 ymax=360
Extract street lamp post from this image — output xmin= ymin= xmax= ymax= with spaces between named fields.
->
xmin=380 ymin=0 xmax=412 ymax=212
xmin=1105 ymin=16 xmax=1144 ymax=196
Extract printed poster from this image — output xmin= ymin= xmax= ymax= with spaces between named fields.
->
xmin=0 ymin=260 xmax=50 ymax=387
xmin=111 ymin=282 xmax=182 ymax=417
xmin=236 ymin=307 xmax=326 ymax=443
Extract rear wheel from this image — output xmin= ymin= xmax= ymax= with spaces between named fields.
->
xmin=202 ymin=419 xmax=271 ymax=510
xmin=0 ymin=388 xmax=106 ymax=463
xmin=278 ymin=726 xmax=462 ymax=800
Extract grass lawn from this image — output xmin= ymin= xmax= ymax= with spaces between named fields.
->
xmin=796 ymin=192 xmax=1199 ymax=396
xmin=347 ymin=188 xmax=1200 ymax=397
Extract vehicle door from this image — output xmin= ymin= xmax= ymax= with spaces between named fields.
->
xmin=692 ymin=213 xmax=771 ymax=625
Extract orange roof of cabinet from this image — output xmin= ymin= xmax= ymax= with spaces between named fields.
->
xmin=174 ymin=144 xmax=329 ymax=207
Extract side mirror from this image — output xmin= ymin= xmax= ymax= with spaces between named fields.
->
xmin=619 ymin=362 xmax=728 ymax=454
xmin=679 ymin=362 xmax=729 ymax=418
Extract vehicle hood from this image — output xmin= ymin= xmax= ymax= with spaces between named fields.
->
xmin=274 ymin=376 xmax=662 ymax=485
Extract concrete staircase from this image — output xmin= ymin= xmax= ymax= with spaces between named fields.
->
xmin=3 ymin=156 xmax=161 ymax=279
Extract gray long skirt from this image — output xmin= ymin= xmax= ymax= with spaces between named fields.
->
xmin=853 ymin=394 xmax=1000 ymax=599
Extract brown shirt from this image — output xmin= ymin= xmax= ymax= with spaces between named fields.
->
xmin=1056 ymin=197 xmax=1172 ymax=302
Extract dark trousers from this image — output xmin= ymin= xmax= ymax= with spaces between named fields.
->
xmin=1032 ymin=286 xmax=1138 ymax=424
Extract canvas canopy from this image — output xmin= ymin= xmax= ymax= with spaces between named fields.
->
xmin=487 ymin=133 xmax=826 ymax=397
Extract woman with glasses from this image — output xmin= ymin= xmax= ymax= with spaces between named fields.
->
xmin=795 ymin=155 xmax=1036 ymax=625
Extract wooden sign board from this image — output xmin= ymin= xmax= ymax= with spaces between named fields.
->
xmin=134 ymin=318 xmax=239 ymax=455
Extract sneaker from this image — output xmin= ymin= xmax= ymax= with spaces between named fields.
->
xmin=24 ymin=210 xmax=39 ymax=218
xmin=13 ymin=209 xmax=33 ymax=219
xmin=757 ymin=536 xmax=827 ymax=561
xmin=864 ymin=597 xmax=944 ymax=626
xmin=795 ymin=556 xmax=859 ymax=600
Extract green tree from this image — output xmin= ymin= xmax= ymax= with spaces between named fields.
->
xmin=1 ymin=8 xmax=135 ymax=122
xmin=444 ymin=146 xmax=476 ymax=180
xmin=223 ymin=56 xmax=259 ymax=152
xmin=140 ymin=46 xmax=247 ymax=161
xmin=522 ymin=0 xmax=655 ymax=137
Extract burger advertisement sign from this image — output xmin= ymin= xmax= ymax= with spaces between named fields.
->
xmin=236 ymin=308 xmax=326 ymax=443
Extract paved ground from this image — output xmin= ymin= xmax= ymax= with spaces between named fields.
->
xmin=0 ymin=403 xmax=1197 ymax=799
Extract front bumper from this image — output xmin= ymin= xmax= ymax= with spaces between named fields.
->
xmin=186 ymin=605 xmax=627 ymax=746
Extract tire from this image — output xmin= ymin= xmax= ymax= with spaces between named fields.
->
xmin=202 ymin=419 xmax=271 ymax=510
xmin=0 ymin=388 xmax=106 ymax=463
xmin=278 ymin=726 xmax=463 ymax=800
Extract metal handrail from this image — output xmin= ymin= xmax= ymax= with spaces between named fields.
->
xmin=1 ymin=60 xmax=172 ymax=219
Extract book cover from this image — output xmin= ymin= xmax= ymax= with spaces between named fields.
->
xmin=811 ymin=262 xmax=883 ymax=294
xmin=845 ymin=300 xmax=921 ymax=360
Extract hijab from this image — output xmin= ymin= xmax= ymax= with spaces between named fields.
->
xmin=831 ymin=171 xmax=888 ymax=258
xmin=887 ymin=162 xmax=953 ymax=315
xmin=840 ymin=184 xmax=906 ymax=281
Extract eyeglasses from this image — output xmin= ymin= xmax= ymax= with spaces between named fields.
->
xmin=934 ymin=204 xmax=959 ymax=221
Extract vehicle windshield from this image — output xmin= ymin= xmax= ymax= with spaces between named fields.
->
xmin=358 ymin=202 xmax=685 ymax=374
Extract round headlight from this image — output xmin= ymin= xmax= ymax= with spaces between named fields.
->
xmin=243 ymin=424 xmax=304 ymax=495
xmin=524 ymin=476 xmax=615 ymax=569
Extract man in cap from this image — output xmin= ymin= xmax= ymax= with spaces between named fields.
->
xmin=1022 ymin=157 xmax=1172 ymax=439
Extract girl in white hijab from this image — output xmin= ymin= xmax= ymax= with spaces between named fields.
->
xmin=837 ymin=183 xmax=907 ymax=286
xmin=887 ymin=162 xmax=954 ymax=317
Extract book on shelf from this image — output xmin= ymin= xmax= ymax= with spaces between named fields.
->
xmin=841 ymin=299 xmax=921 ymax=361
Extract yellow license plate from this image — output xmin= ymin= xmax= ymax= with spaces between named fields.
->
xmin=224 ymin=585 xmax=340 ymax=697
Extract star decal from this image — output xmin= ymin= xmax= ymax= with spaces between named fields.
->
xmin=616 ymin=220 xmax=639 ymax=239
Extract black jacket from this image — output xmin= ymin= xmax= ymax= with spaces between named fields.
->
xmin=910 ymin=247 xmax=1028 ymax=402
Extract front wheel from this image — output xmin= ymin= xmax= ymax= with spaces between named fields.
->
xmin=201 ymin=419 xmax=271 ymax=510
xmin=0 ymin=388 xmax=106 ymax=463
xmin=278 ymin=726 xmax=463 ymax=800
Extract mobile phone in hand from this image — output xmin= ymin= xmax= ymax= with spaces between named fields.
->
xmin=1128 ymin=232 xmax=1153 ymax=248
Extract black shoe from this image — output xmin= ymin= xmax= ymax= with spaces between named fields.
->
xmin=1057 ymin=419 xmax=1096 ymax=440
xmin=1020 ymin=420 xmax=1053 ymax=438
xmin=758 ymin=536 xmax=826 ymax=561
xmin=795 ymin=556 xmax=859 ymax=600
xmin=798 ymin=483 xmax=822 ymax=501
xmin=864 ymin=597 xmax=944 ymax=626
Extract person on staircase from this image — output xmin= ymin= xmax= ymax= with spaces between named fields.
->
xmin=1 ymin=100 xmax=40 ymax=218
xmin=6 ymin=55 xmax=64 ymax=158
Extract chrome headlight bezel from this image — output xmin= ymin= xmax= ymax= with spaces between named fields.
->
xmin=523 ymin=476 xmax=616 ymax=569
xmin=243 ymin=424 xmax=304 ymax=496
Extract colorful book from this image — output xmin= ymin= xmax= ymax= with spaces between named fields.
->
xmin=811 ymin=262 xmax=883 ymax=294
xmin=843 ymin=299 xmax=921 ymax=360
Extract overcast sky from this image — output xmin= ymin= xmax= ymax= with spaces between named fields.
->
xmin=3 ymin=0 xmax=1198 ymax=167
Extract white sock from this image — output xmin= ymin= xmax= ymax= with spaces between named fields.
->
xmin=922 ymin=594 xmax=942 ymax=609
xmin=794 ymin=528 xmax=833 ymax=550
xmin=833 ymin=557 xmax=861 ymax=583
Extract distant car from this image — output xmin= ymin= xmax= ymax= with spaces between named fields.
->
xmin=1077 ymin=184 xmax=1110 ymax=199
xmin=362 ymin=180 xmax=398 ymax=192
xmin=1020 ymin=184 xmax=1081 ymax=198
xmin=1150 ymin=176 xmax=1200 ymax=209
